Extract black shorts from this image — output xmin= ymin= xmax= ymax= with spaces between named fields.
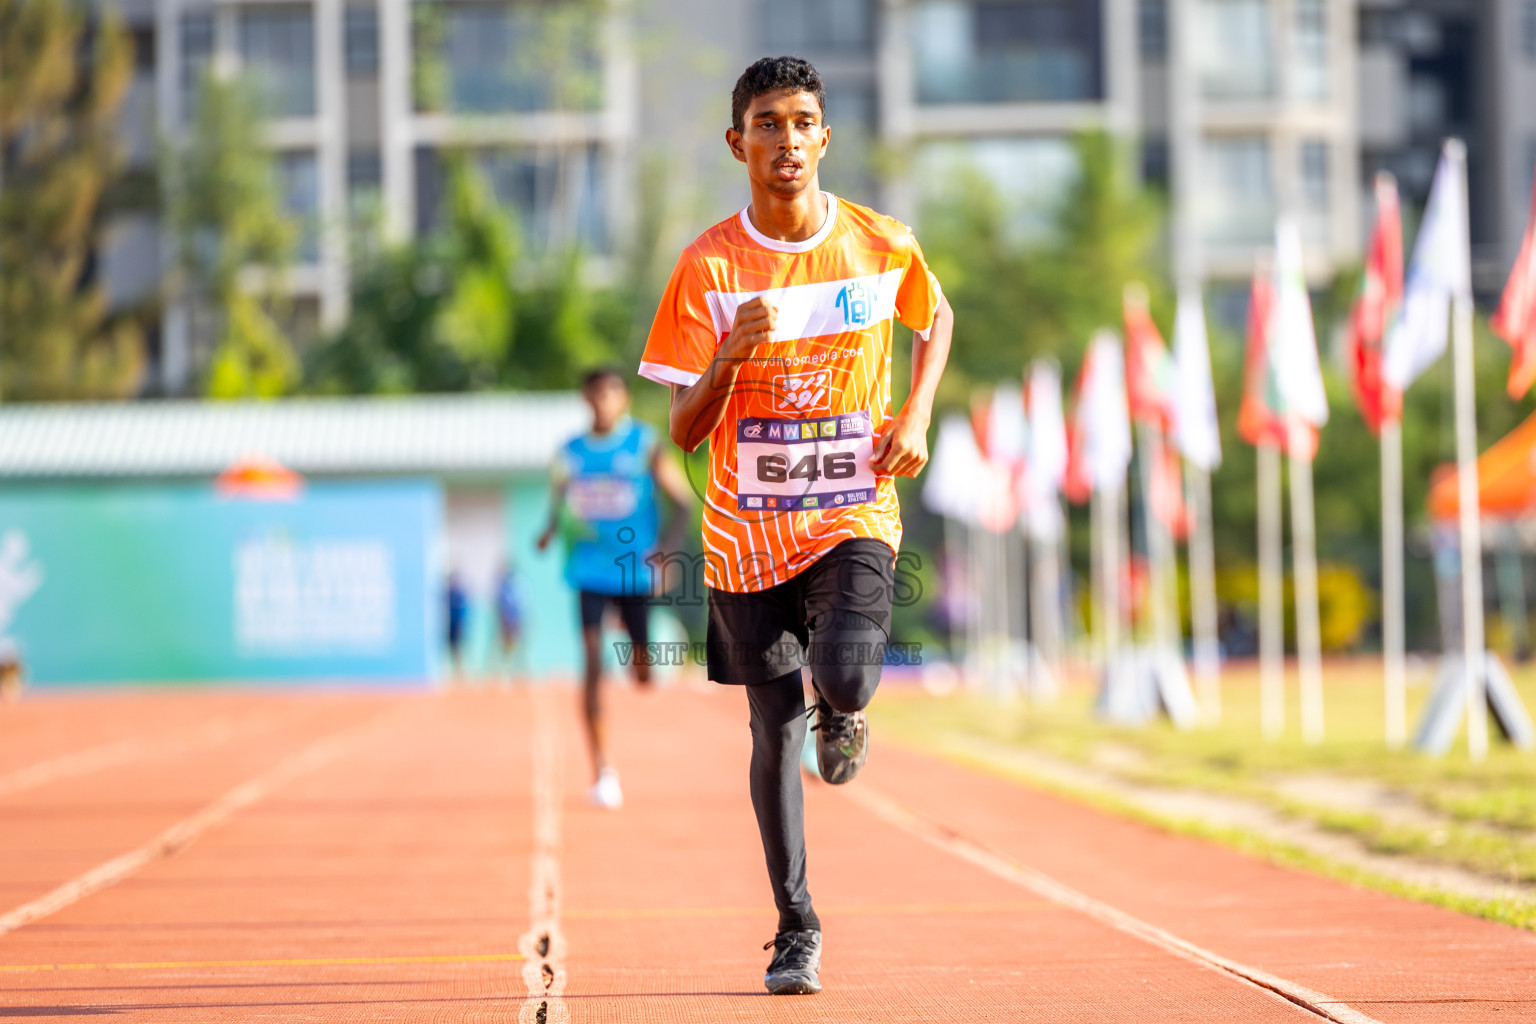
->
xmin=578 ymin=590 xmax=650 ymax=645
xmin=706 ymin=538 xmax=895 ymax=686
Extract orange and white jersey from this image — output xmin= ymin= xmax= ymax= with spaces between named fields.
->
xmin=640 ymin=193 xmax=942 ymax=593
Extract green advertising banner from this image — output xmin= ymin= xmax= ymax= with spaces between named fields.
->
xmin=0 ymin=481 xmax=441 ymax=686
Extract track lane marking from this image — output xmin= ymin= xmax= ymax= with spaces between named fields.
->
xmin=0 ymin=952 xmax=524 ymax=974
xmin=845 ymin=783 xmax=1384 ymax=1024
xmin=0 ymin=704 xmax=410 ymax=939
xmin=517 ymin=688 xmax=567 ymax=1023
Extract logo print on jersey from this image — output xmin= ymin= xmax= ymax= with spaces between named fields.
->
xmin=773 ymin=370 xmax=832 ymax=415
xmin=836 ymin=279 xmax=871 ymax=327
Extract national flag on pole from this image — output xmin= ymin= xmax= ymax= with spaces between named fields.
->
xmin=1491 ymin=165 xmax=1536 ymax=398
xmin=984 ymin=381 xmax=1029 ymax=469
xmin=1171 ymin=283 xmax=1221 ymax=471
xmin=1344 ymin=172 xmax=1404 ymax=433
xmin=1267 ymin=217 xmax=1329 ymax=431
xmin=923 ymin=413 xmax=1014 ymax=532
xmin=1238 ymin=253 xmax=1318 ymax=459
xmin=1123 ymin=283 xmax=1178 ymax=430
xmin=1383 ymin=140 xmax=1472 ymax=392
xmin=958 ymin=387 xmax=1024 ymax=533
xmin=1065 ymin=330 xmax=1133 ymax=504
xmin=1022 ymin=361 xmax=1068 ymax=539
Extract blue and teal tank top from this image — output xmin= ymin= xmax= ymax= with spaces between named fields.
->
xmin=558 ymin=418 xmax=659 ymax=596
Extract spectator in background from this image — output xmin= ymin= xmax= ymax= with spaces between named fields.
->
xmin=496 ymin=561 xmax=523 ymax=676
xmin=538 ymin=366 xmax=692 ymax=810
xmin=446 ymin=572 xmax=469 ymax=678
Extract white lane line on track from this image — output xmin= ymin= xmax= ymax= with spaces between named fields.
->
xmin=0 ymin=705 xmax=409 ymax=939
xmin=846 ymin=783 xmax=1384 ymax=1024
xmin=518 ymin=689 xmax=568 ymax=1024
xmin=0 ymin=714 xmax=281 ymax=800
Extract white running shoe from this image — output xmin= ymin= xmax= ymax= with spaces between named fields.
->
xmin=589 ymin=768 xmax=623 ymax=809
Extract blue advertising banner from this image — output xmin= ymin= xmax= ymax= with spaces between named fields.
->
xmin=0 ymin=481 xmax=441 ymax=686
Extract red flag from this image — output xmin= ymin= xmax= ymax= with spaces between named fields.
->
xmin=1238 ymin=258 xmax=1318 ymax=459
xmin=1492 ymin=169 xmax=1536 ymax=399
xmin=1151 ymin=442 xmax=1189 ymax=541
xmin=1122 ymin=284 xmax=1176 ymax=430
xmin=1344 ymin=173 xmax=1404 ymax=433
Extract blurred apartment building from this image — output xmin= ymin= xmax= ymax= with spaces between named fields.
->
xmin=99 ymin=0 xmax=1536 ymax=395
xmin=108 ymin=0 xmax=637 ymax=394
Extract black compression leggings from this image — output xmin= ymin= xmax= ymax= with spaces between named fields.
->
xmin=745 ymin=657 xmax=881 ymax=935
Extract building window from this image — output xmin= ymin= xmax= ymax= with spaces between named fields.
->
xmin=345 ymin=3 xmax=379 ymax=77
xmin=347 ymin=149 xmax=382 ymax=220
xmin=1142 ymin=137 xmax=1169 ymax=188
xmin=240 ymin=5 xmax=316 ymax=117
xmin=415 ymin=1 xmax=602 ymax=114
xmin=1300 ymin=139 xmax=1328 ymax=209
xmin=762 ymin=0 xmax=873 ymax=53
xmin=1525 ymin=0 xmax=1536 ymax=60
xmin=179 ymin=10 xmax=213 ymax=123
xmin=131 ymin=26 xmax=156 ymax=73
xmin=1139 ymin=0 xmax=1167 ymax=60
xmin=415 ymin=145 xmax=608 ymax=253
xmin=913 ymin=0 xmax=1103 ymax=105
xmin=1199 ymin=135 xmax=1272 ymax=245
xmin=1195 ymin=0 xmax=1273 ymax=101
xmin=276 ymin=149 xmax=321 ymax=262
xmin=916 ymin=137 xmax=1078 ymax=242
xmin=1293 ymin=0 xmax=1328 ymax=100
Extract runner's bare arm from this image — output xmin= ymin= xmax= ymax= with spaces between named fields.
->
xmin=651 ymin=445 xmax=694 ymax=553
xmin=870 ymin=293 xmax=954 ymax=477
xmin=667 ymin=298 xmax=778 ymax=452
xmin=535 ymin=477 xmax=568 ymax=551
xmin=651 ymin=446 xmax=694 ymax=510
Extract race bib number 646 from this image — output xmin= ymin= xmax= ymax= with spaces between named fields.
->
xmin=735 ymin=412 xmax=877 ymax=512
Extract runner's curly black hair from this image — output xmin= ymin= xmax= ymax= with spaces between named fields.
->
xmin=731 ymin=56 xmax=825 ymax=133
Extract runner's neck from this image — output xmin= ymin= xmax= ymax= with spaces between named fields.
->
xmin=745 ymin=188 xmax=829 ymax=245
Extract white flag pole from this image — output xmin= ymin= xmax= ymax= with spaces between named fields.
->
xmin=1138 ymin=424 xmax=1176 ymax=654
xmin=1454 ymin=289 xmax=1487 ymax=760
xmin=1288 ymin=420 xmax=1326 ymax=745
xmin=1187 ymin=464 xmax=1221 ymax=723
xmin=1442 ymin=140 xmax=1488 ymax=762
xmin=1381 ymin=418 xmax=1407 ymax=748
xmin=944 ymin=513 xmax=967 ymax=675
xmin=1091 ymin=492 xmax=1106 ymax=667
xmin=1257 ymin=440 xmax=1285 ymax=739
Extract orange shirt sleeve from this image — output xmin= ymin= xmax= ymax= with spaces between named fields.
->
xmin=894 ymin=228 xmax=942 ymax=339
xmin=639 ymin=251 xmax=718 ymax=388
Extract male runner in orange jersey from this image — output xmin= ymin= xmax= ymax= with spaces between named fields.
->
xmin=639 ymin=57 xmax=954 ymax=995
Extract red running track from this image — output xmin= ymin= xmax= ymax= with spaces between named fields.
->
xmin=1 ymin=684 xmax=1532 ymax=1021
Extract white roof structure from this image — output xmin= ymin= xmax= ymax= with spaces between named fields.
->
xmin=0 ymin=393 xmax=592 ymax=479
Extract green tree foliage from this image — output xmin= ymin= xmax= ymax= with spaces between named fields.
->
xmin=162 ymin=73 xmax=299 ymax=398
xmin=917 ymin=131 xmax=1164 ymax=409
xmin=0 ymin=0 xmax=142 ymax=400
xmin=306 ymin=156 xmax=620 ymax=394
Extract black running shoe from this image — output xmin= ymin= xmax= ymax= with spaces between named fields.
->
xmin=814 ymin=699 xmax=868 ymax=785
xmin=763 ymin=928 xmax=822 ymax=995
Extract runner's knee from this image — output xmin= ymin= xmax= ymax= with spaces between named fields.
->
xmin=811 ymin=661 xmax=879 ymax=714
